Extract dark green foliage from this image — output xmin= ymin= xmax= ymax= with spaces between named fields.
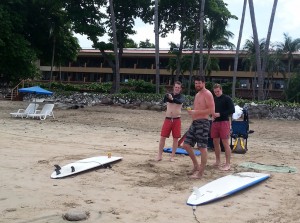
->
xmin=122 ymin=79 xmax=157 ymax=93
xmin=27 ymin=80 xmax=161 ymax=94
xmin=285 ymin=73 xmax=300 ymax=103
xmin=0 ymin=0 xmax=80 ymax=86
xmin=139 ymin=39 xmax=155 ymax=48
xmin=0 ymin=1 xmax=38 ymax=84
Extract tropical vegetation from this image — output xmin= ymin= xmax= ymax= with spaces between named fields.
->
xmin=1 ymin=0 xmax=300 ymax=103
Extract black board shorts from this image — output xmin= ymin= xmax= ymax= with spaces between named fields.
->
xmin=184 ymin=119 xmax=210 ymax=149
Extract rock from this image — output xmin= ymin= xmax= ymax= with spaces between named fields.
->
xmin=140 ymin=102 xmax=152 ymax=110
xmin=150 ymin=104 xmax=163 ymax=111
xmin=101 ymin=97 xmax=113 ymax=105
xmin=5 ymin=208 xmax=17 ymax=212
xmin=63 ymin=209 xmax=89 ymax=221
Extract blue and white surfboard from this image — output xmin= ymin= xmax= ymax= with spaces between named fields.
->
xmin=187 ymin=172 xmax=270 ymax=206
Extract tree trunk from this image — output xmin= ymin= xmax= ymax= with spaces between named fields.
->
xmin=59 ymin=63 xmax=62 ymax=83
xmin=287 ymin=59 xmax=292 ymax=89
xmin=154 ymin=0 xmax=160 ymax=93
xmin=232 ymin=0 xmax=247 ymax=98
xmin=175 ymin=25 xmax=184 ymax=82
xmin=262 ymin=0 xmax=278 ymax=99
xmin=188 ymin=32 xmax=197 ymax=95
xmin=198 ymin=0 xmax=205 ymax=76
xmin=49 ymin=36 xmax=56 ymax=88
xmin=203 ymin=47 xmax=211 ymax=74
xmin=109 ymin=0 xmax=120 ymax=93
xmin=248 ymin=0 xmax=263 ymax=100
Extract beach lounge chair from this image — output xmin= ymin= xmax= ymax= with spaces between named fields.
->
xmin=10 ymin=103 xmax=39 ymax=118
xmin=27 ymin=104 xmax=55 ymax=120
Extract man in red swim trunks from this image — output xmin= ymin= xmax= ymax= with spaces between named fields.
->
xmin=211 ymin=84 xmax=235 ymax=171
xmin=156 ymin=81 xmax=185 ymax=162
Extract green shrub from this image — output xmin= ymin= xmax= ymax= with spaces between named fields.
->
xmin=122 ymin=79 xmax=156 ymax=93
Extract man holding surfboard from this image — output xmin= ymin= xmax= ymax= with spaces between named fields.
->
xmin=183 ymin=76 xmax=215 ymax=179
xmin=156 ymin=81 xmax=185 ymax=162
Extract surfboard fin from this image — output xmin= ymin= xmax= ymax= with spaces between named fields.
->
xmin=193 ymin=187 xmax=201 ymax=199
xmin=71 ymin=166 xmax=75 ymax=172
xmin=54 ymin=165 xmax=61 ymax=175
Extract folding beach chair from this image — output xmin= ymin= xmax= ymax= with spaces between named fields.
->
xmin=230 ymin=108 xmax=250 ymax=154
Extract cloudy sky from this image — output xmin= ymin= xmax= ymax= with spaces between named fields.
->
xmin=76 ymin=0 xmax=300 ymax=49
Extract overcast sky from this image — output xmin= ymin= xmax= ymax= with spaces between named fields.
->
xmin=76 ymin=0 xmax=300 ymax=49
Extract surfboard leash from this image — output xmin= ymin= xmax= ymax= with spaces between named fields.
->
xmin=192 ymin=206 xmax=201 ymax=223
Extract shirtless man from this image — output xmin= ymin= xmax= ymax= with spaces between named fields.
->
xmin=156 ymin=81 xmax=185 ymax=162
xmin=183 ymin=76 xmax=215 ymax=179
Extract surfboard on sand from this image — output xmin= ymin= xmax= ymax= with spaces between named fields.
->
xmin=51 ymin=156 xmax=123 ymax=179
xmin=163 ymin=147 xmax=201 ymax=156
xmin=187 ymin=172 xmax=270 ymax=206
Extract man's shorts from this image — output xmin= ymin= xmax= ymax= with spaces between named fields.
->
xmin=210 ymin=121 xmax=230 ymax=139
xmin=160 ymin=117 xmax=181 ymax=138
xmin=184 ymin=119 xmax=210 ymax=148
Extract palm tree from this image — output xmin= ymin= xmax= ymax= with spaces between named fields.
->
xmin=261 ymin=0 xmax=278 ymax=97
xmin=203 ymin=21 xmax=235 ymax=74
xmin=276 ymin=33 xmax=300 ymax=89
xmin=154 ymin=0 xmax=160 ymax=93
xmin=264 ymin=51 xmax=286 ymax=98
xmin=198 ymin=0 xmax=205 ymax=76
xmin=109 ymin=0 xmax=120 ymax=93
xmin=232 ymin=0 xmax=247 ymax=98
xmin=248 ymin=0 xmax=263 ymax=100
xmin=242 ymin=37 xmax=265 ymax=100
xmin=49 ymin=24 xmax=56 ymax=87
xmin=188 ymin=31 xmax=197 ymax=95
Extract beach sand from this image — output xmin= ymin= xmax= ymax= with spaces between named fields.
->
xmin=1 ymin=101 xmax=300 ymax=223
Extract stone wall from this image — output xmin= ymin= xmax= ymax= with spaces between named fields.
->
xmin=24 ymin=92 xmax=300 ymax=120
xmin=246 ymin=103 xmax=300 ymax=120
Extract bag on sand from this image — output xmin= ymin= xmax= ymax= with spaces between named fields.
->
xmin=232 ymin=137 xmax=247 ymax=154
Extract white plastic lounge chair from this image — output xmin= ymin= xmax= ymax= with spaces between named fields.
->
xmin=27 ymin=104 xmax=55 ymax=120
xmin=10 ymin=103 xmax=39 ymax=118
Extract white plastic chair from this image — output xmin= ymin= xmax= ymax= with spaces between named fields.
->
xmin=10 ymin=103 xmax=39 ymax=118
xmin=27 ymin=104 xmax=55 ymax=120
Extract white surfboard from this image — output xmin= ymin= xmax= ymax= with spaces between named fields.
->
xmin=51 ymin=156 xmax=123 ymax=179
xmin=187 ymin=172 xmax=270 ymax=206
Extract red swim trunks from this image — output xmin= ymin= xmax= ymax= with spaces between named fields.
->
xmin=160 ymin=117 xmax=181 ymax=138
xmin=210 ymin=121 xmax=230 ymax=139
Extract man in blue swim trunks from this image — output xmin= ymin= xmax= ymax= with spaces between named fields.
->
xmin=183 ymin=76 xmax=215 ymax=179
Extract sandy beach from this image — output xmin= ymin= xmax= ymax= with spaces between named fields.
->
xmin=1 ymin=101 xmax=300 ymax=223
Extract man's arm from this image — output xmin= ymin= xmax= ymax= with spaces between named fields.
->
xmin=164 ymin=94 xmax=185 ymax=104
xmin=172 ymin=94 xmax=185 ymax=104
xmin=163 ymin=94 xmax=169 ymax=103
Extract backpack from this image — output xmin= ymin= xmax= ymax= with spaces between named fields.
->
xmin=232 ymin=137 xmax=247 ymax=154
